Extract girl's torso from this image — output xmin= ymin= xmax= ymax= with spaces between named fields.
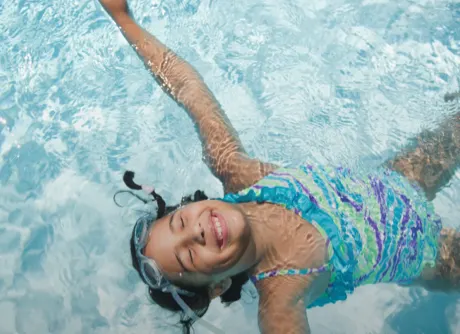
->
xmin=223 ymin=165 xmax=442 ymax=307
xmin=239 ymin=201 xmax=332 ymax=306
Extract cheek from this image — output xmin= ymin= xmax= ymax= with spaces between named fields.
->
xmin=195 ymin=249 xmax=222 ymax=272
xmin=195 ymin=247 xmax=238 ymax=275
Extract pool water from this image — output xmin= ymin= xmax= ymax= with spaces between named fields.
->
xmin=1 ymin=0 xmax=459 ymax=333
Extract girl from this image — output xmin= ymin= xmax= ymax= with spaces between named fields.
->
xmin=100 ymin=0 xmax=460 ymax=333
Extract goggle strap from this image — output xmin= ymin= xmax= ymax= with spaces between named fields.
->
xmin=113 ymin=190 xmax=150 ymax=207
xmin=170 ymin=288 xmax=225 ymax=334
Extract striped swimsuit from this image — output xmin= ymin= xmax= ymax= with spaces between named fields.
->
xmin=222 ymin=165 xmax=442 ymax=307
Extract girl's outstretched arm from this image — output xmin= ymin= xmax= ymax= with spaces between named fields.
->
xmin=100 ymin=0 xmax=276 ymax=192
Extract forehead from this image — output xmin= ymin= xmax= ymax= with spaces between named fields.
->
xmin=144 ymin=213 xmax=181 ymax=272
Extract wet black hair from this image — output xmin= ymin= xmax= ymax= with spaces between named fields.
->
xmin=119 ymin=171 xmax=249 ymax=334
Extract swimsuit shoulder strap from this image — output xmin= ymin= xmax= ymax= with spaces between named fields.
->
xmin=250 ymin=263 xmax=332 ymax=283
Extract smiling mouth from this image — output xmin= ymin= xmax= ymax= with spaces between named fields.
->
xmin=210 ymin=211 xmax=227 ymax=249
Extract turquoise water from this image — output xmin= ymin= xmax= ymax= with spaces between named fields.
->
xmin=1 ymin=0 xmax=459 ymax=333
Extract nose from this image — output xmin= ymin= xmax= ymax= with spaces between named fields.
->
xmin=180 ymin=221 xmax=205 ymax=246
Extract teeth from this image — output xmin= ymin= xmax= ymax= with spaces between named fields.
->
xmin=213 ymin=216 xmax=223 ymax=241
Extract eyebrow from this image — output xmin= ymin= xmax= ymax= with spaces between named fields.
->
xmin=169 ymin=211 xmax=176 ymax=232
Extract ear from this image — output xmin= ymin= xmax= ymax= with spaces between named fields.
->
xmin=208 ymin=278 xmax=232 ymax=300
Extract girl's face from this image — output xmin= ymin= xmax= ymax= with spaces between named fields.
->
xmin=143 ymin=200 xmax=253 ymax=287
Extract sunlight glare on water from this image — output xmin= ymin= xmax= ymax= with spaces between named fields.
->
xmin=0 ymin=0 xmax=459 ymax=333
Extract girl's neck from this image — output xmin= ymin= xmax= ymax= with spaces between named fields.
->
xmin=236 ymin=202 xmax=279 ymax=274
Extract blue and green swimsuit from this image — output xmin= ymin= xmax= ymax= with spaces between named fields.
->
xmin=222 ymin=165 xmax=442 ymax=307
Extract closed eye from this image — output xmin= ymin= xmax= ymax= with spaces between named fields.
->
xmin=181 ymin=216 xmax=185 ymax=228
xmin=188 ymin=249 xmax=194 ymax=265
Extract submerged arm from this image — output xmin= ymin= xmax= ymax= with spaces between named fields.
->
xmin=258 ymin=290 xmax=311 ymax=334
xmin=257 ymin=276 xmax=312 ymax=334
xmin=101 ymin=2 xmax=276 ymax=192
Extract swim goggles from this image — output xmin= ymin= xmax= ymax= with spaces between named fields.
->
xmin=133 ymin=215 xmax=225 ymax=334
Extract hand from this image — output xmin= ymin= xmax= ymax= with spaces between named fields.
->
xmin=99 ymin=0 xmax=129 ymax=17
